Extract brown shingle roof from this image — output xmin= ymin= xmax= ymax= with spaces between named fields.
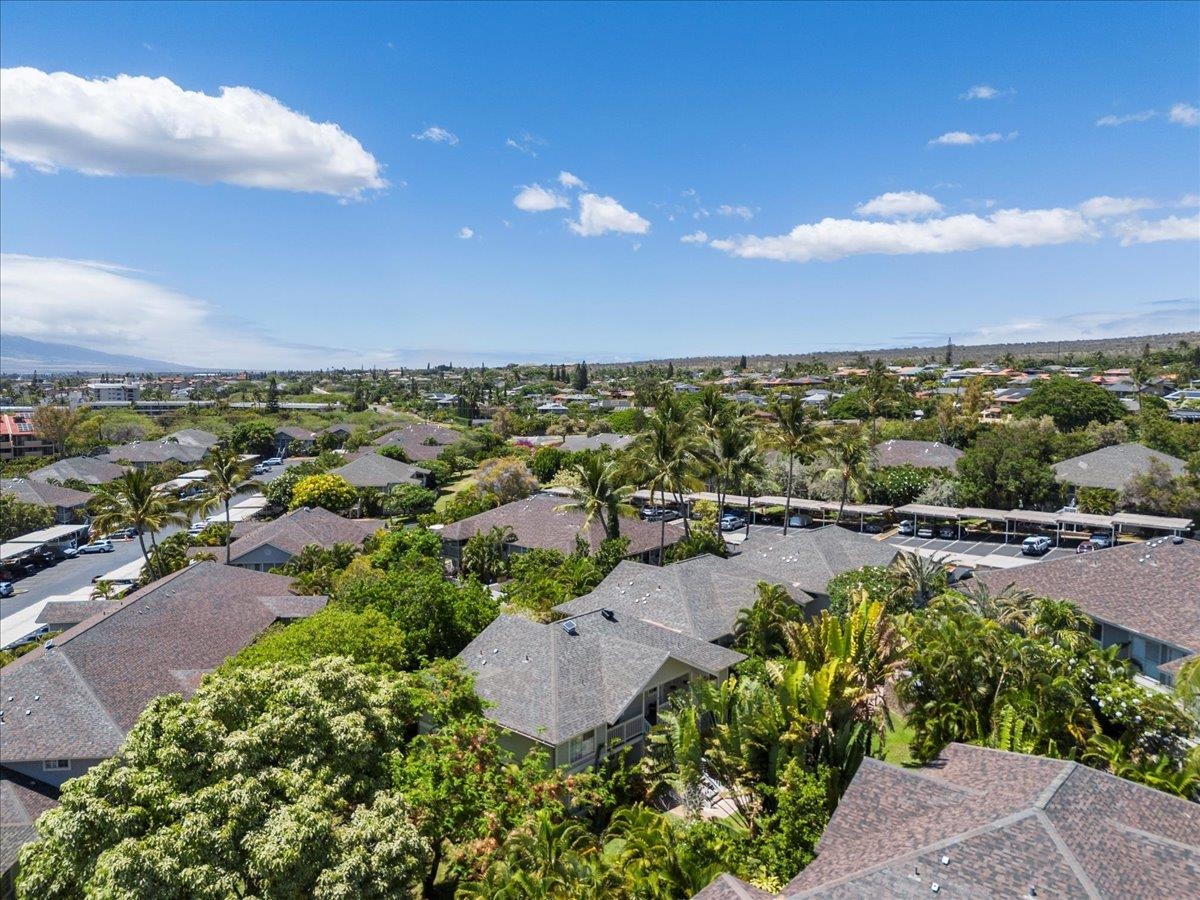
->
xmin=781 ymin=744 xmax=1200 ymax=898
xmin=228 ymin=506 xmax=381 ymax=564
xmin=872 ymin=440 xmax=964 ymax=470
xmin=372 ymin=422 xmax=462 ymax=460
xmin=1 ymin=767 xmax=60 ymax=873
xmin=0 ymin=563 xmax=325 ymax=765
xmin=973 ymin=537 xmax=1200 ymax=658
xmin=440 ymin=494 xmax=673 ymax=558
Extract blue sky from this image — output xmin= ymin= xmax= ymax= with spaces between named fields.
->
xmin=1 ymin=1 xmax=1198 ymax=368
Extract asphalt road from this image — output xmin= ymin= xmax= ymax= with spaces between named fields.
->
xmin=0 ymin=459 xmax=304 ymax=627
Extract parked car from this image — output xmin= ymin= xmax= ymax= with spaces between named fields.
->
xmin=938 ymin=525 xmax=957 ymax=539
xmin=787 ymin=514 xmax=812 ymax=529
xmin=104 ymin=528 xmax=140 ymax=540
xmin=188 ymin=522 xmax=210 ymax=535
xmin=1021 ymin=535 xmax=1052 ymax=556
xmin=0 ymin=581 xmax=14 ymax=598
xmin=1087 ymin=532 xmax=1113 ymax=549
xmin=862 ymin=522 xmax=883 ymax=534
xmin=78 ymin=540 xmax=115 ymax=554
xmin=251 ymin=463 xmax=268 ymax=475
xmin=61 ymin=546 xmax=78 ymax=558
xmin=262 ymin=457 xmax=283 ymax=467
xmin=2 ymin=625 xmax=50 ymax=652
xmin=898 ymin=520 xmax=915 ymax=536
xmin=641 ymin=506 xmax=665 ymax=521
xmin=916 ymin=525 xmax=935 ymax=539
xmin=719 ymin=513 xmax=746 ymax=532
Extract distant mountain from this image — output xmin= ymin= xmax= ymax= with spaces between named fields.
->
xmin=0 ymin=335 xmax=198 ymax=374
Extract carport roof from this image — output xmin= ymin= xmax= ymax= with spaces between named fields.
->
xmin=1004 ymin=509 xmax=1059 ymax=525
xmin=1112 ymin=512 xmax=1193 ymax=532
xmin=895 ymin=503 xmax=959 ymax=518
xmin=958 ymin=507 xmax=1009 ymax=521
xmin=1057 ymin=511 xmax=1115 ymax=529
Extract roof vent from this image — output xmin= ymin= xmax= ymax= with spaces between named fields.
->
xmin=601 ymin=608 xmax=616 ymax=621
xmin=561 ymin=619 xmax=579 ymax=636
xmin=931 ymin=884 xmax=940 ymax=894
xmin=1173 ymin=536 xmax=1184 ymax=545
xmin=940 ymin=855 xmax=949 ymax=866
xmin=1028 ymin=889 xmax=1037 ymax=898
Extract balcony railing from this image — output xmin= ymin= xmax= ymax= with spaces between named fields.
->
xmin=606 ymin=717 xmax=647 ymax=746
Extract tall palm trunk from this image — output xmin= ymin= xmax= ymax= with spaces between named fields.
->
xmin=837 ymin=475 xmax=849 ymax=522
xmin=224 ymin=498 xmax=232 ymax=564
xmin=136 ymin=532 xmax=153 ymax=579
xmin=783 ymin=453 xmax=795 ymax=535
xmin=658 ymin=486 xmax=667 ymax=566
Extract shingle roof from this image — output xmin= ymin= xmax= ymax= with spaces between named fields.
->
xmin=460 ymin=611 xmax=744 ymax=745
xmin=872 ymin=440 xmax=964 ymax=470
xmin=166 ymin=428 xmax=219 ymax=448
xmin=781 ymin=744 xmax=1200 ymax=898
xmin=228 ymin=506 xmax=381 ymax=564
xmin=329 ymin=453 xmax=429 ymax=488
xmin=554 ymin=555 xmax=789 ymax=643
xmin=29 ymin=456 xmax=126 ymax=486
xmin=0 ymin=478 xmax=92 ymax=510
xmin=1 ymin=767 xmax=59 ymax=874
xmin=0 ymin=562 xmax=324 ymax=765
xmin=36 ymin=601 xmax=117 ymax=628
xmin=692 ymin=874 xmax=775 ymax=900
xmin=101 ymin=441 xmax=208 ymax=465
xmin=726 ymin=526 xmax=900 ymax=599
xmin=275 ymin=425 xmax=316 ymax=440
xmin=1052 ymin=442 xmax=1186 ymax=490
xmin=440 ymin=494 xmax=672 ymax=558
xmin=558 ymin=433 xmax=634 ymax=452
xmin=973 ymin=537 xmax=1200 ymax=659
xmin=372 ymin=422 xmax=463 ymax=460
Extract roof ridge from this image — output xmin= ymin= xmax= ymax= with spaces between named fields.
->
xmin=1034 ymin=758 xmax=1078 ymax=809
xmin=1031 ymin=808 xmax=1103 ymax=897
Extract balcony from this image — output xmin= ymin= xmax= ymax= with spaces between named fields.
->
xmin=606 ymin=717 xmax=648 ymax=747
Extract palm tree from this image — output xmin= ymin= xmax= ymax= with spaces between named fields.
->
xmin=814 ymin=428 xmax=871 ymax=523
xmin=555 ymin=455 xmax=635 ymax=540
xmin=460 ymin=525 xmax=515 ymax=582
xmin=195 ymin=445 xmax=257 ymax=564
xmin=889 ymin=551 xmax=950 ymax=611
xmin=711 ymin=414 xmax=761 ymax=538
xmin=89 ymin=469 xmax=189 ymax=580
xmin=733 ymin=581 xmax=802 ymax=658
xmin=768 ymin=393 xmax=818 ymax=535
xmin=628 ymin=395 xmax=704 ymax=563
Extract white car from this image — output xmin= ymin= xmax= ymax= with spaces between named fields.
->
xmin=262 ymin=457 xmax=283 ymax=467
xmin=78 ymin=540 xmax=115 ymax=554
xmin=188 ymin=522 xmax=210 ymax=535
xmin=1021 ymin=535 xmax=1052 ymax=556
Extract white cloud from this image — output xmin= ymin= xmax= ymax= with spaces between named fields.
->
xmin=412 ymin=125 xmax=458 ymax=145
xmin=513 ymin=183 xmax=568 ymax=212
xmin=1114 ymin=215 xmax=1200 ymax=245
xmin=458 ymin=227 xmax=474 ymax=240
xmin=1078 ymin=196 xmax=1159 ymax=219
xmin=709 ymin=206 xmax=1098 ymax=263
xmin=854 ymin=191 xmax=943 ymax=219
xmin=0 ymin=67 xmax=385 ymax=198
xmin=1095 ymin=110 xmax=1156 ymax=126
xmin=0 ymin=158 xmax=11 ymax=179
xmin=959 ymin=85 xmax=1013 ymax=100
xmin=1180 ymin=194 xmax=1200 ymax=208
xmin=929 ymin=130 xmax=1017 ymax=146
xmin=558 ymin=171 xmax=586 ymax=189
xmin=570 ymin=193 xmax=651 ymax=237
xmin=1168 ymin=103 xmax=1199 ymax=127
xmin=680 ymin=230 xmax=709 ymax=244
xmin=717 ymin=204 xmax=754 ymax=220
xmin=0 ymin=253 xmax=360 ymax=369
xmin=505 ymin=131 xmax=545 ymax=156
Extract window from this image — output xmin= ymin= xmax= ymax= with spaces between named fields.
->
xmin=43 ymin=759 xmax=71 ymax=772
xmin=568 ymin=732 xmax=596 ymax=763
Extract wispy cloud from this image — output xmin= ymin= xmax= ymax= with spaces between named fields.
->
xmin=959 ymin=84 xmax=1014 ymax=101
xmin=1169 ymin=102 xmax=1199 ymax=127
xmin=0 ymin=66 xmax=386 ymax=198
xmin=412 ymin=125 xmax=459 ymax=145
xmin=558 ymin=171 xmax=586 ymax=189
xmin=513 ymin=183 xmax=568 ymax=212
xmin=570 ymin=193 xmax=651 ymax=237
xmin=929 ymin=130 xmax=1018 ymax=146
xmin=505 ymin=131 xmax=546 ymax=156
xmin=1077 ymin=196 xmax=1158 ymax=219
xmin=1114 ymin=215 xmax=1200 ymax=245
xmin=680 ymin=230 xmax=708 ymax=244
xmin=1096 ymin=109 xmax=1157 ymax=126
xmin=458 ymin=227 xmax=474 ymax=240
xmin=717 ymin=204 xmax=754 ymax=220
xmin=855 ymin=191 xmax=943 ymax=219
xmin=0 ymin=158 xmax=12 ymax=179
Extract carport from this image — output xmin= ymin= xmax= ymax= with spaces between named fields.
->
xmin=957 ymin=507 xmax=1009 ymax=540
xmin=1055 ymin=510 xmax=1116 ymax=545
xmin=837 ymin=502 xmax=893 ymax=533
xmin=1003 ymin=509 xmax=1060 ymax=545
xmin=1112 ymin=512 xmax=1193 ymax=538
xmin=895 ymin=503 xmax=961 ymax=536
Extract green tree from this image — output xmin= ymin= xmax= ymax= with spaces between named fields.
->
xmin=461 ymin=525 xmax=515 ymax=582
xmin=767 ymin=394 xmax=819 ymax=535
xmin=228 ymin=419 xmax=276 ymax=456
xmin=814 ymin=428 xmax=871 ymax=521
xmin=31 ymin=404 xmax=83 ymax=456
xmin=289 ymin=473 xmax=357 ymax=512
xmin=89 ymin=469 xmax=189 ymax=579
xmin=734 ymin=582 xmax=804 ymax=659
xmin=1015 ymin=376 xmax=1125 ymax=431
xmin=17 ymin=658 xmax=480 ymax=899
xmin=475 ymin=457 xmax=538 ymax=504
xmin=531 ymin=446 xmax=566 ymax=482
xmin=955 ymin=418 xmax=1060 ymax=510
xmin=628 ymin=394 xmax=705 ymax=562
xmin=387 ymin=482 xmax=437 ymax=518
xmin=826 ymin=565 xmax=902 ymax=618
xmin=0 ymin=493 xmax=55 ymax=541
xmin=556 ymin=455 xmax=635 ymax=540
xmin=266 ymin=375 xmax=281 ymax=413
xmin=572 ymin=361 xmax=590 ymax=391
xmin=195 ymin=445 xmax=256 ymax=564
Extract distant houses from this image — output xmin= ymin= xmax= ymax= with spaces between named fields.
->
xmin=100 ymin=440 xmax=207 ymax=469
xmin=0 ymin=414 xmax=54 ymax=462
xmin=274 ymin=426 xmax=316 ymax=456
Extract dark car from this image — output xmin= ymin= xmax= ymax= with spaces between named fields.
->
xmin=937 ymin=525 xmax=957 ymax=540
xmin=862 ymin=522 xmax=883 ymax=534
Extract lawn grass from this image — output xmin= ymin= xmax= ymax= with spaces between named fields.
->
xmin=434 ymin=473 xmax=477 ymax=513
xmin=881 ymin=716 xmax=917 ymax=767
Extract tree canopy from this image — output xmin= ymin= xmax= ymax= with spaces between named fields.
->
xmin=1014 ymin=376 xmax=1126 ymax=431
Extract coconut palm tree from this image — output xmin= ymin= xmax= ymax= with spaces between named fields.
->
xmin=768 ymin=393 xmax=819 ymax=535
xmin=889 ymin=551 xmax=950 ymax=612
xmin=628 ymin=396 xmax=704 ymax=563
xmin=460 ymin=525 xmax=515 ymax=583
xmin=814 ymin=427 xmax=871 ymax=522
xmin=194 ymin=445 xmax=257 ymax=564
xmin=710 ymin=414 xmax=762 ymax=538
xmin=733 ymin=581 xmax=802 ymax=658
xmin=555 ymin=455 xmax=635 ymax=540
xmin=89 ymin=469 xmax=189 ymax=580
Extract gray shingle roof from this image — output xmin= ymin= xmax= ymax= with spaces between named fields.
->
xmin=36 ymin=601 xmax=117 ymax=628
xmin=554 ymin=555 xmax=788 ymax=643
xmin=558 ymin=433 xmax=634 ymax=452
xmin=1 ymin=478 xmax=92 ymax=510
xmin=29 ymin=456 xmax=126 ymax=486
xmin=372 ymin=422 xmax=462 ymax=460
xmin=440 ymin=494 xmax=672 ymax=558
xmin=872 ymin=440 xmax=964 ymax=470
xmin=275 ymin=426 xmax=316 ymax=440
xmin=101 ymin=441 xmax=207 ymax=466
xmin=228 ymin=507 xmax=381 ymax=564
xmin=329 ymin=453 xmax=429 ymax=488
xmin=1052 ymin=442 xmax=1186 ymax=490
xmin=973 ymin=537 xmax=1200 ymax=661
xmin=460 ymin=611 xmax=744 ymax=745
xmin=166 ymin=428 xmax=219 ymax=448
xmin=726 ymin=526 xmax=900 ymax=599
xmin=781 ymin=744 xmax=1200 ymax=898
xmin=0 ymin=562 xmax=324 ymax=765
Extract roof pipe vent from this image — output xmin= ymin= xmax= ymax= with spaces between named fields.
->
xmin=562 ymin=620 xmax=579 ymax=636
xmin=600 ymin=609 xmax=616 ymax=622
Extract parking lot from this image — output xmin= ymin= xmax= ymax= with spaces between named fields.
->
xmin=888 ymin=534 xmax=1076 ymax=564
